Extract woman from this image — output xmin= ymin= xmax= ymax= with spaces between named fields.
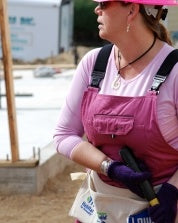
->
xmin=53 ymin=0 xmax=178 ymax=222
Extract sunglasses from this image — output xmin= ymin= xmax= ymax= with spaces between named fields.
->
xmin=98 ymin=2 xmax=111 ymax=9
xmin=98 ymin=1 xmax=120 ymax=10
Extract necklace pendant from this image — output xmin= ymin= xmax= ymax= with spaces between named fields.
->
xmin=111 ymin=75 xmax=121 ymax=90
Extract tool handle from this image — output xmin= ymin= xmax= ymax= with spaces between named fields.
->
xmin=120 ymin=146 xmax=159 ymax=206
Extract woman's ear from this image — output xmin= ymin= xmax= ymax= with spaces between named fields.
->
xmin=127 ymin=4 xmax=140 ymax=22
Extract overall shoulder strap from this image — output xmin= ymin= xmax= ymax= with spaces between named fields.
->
xmin=91 ymin=44 xmax=113 ymax=88
xmin=151 ymin=49 xmax=178 ymax=92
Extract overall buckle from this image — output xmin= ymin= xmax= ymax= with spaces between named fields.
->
xmin=151 ymin=75 xmax=167 ymax=93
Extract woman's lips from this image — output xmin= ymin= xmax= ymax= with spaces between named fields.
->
xmin=98 ymin=24 xmax=103 ymax=29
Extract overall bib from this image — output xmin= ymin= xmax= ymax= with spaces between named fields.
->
xmin=71 ymin=46 xmax=178 ymax=223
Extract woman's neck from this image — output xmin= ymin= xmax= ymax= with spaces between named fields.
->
xmin=114 ymin=35 xmax=164 ymax=79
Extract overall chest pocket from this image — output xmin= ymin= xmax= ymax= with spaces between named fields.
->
xmin=93 ymin=114 xmax=134 ymax=136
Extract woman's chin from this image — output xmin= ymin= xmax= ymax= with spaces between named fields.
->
xmin=98 ymin=30 xmax=107 ymax=40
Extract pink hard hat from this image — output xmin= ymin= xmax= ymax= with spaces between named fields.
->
xmin=93 ymin=0 xmax=178 ymax=5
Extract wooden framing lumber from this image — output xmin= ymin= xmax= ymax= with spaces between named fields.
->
xmin=0 ymin=0 xmax=19 ymax=162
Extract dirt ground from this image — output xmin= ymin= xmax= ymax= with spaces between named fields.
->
xmin=0 ymin=163 xmax=84 ymax=223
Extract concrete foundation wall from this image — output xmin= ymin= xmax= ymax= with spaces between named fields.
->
xmin=0 ymin=142 xmax=72 ymax=195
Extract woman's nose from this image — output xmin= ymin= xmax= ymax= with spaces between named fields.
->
xmin=94 ymin=5 xmax=102 ymax=15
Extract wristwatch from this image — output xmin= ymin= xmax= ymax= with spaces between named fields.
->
xmin=100 ymin=158 xmax=113 ymax=176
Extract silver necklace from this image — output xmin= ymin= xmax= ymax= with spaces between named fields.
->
xmin=111 ymin=35 xmax=156 ymax=90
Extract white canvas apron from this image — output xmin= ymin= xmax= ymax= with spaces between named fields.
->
xmin=69 ymin=170 xmax=156 ymax=223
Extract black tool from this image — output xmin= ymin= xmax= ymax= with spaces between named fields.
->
xmin=120 ymin=146 xmax=159 ymax=206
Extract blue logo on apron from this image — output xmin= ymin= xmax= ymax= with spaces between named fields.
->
xmin=127 ymin=209 xmax=155 ymax=223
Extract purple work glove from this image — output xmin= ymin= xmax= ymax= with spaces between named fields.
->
xmin=107 ymin=161 xmax=151 ymax=197
xmin=148 ymin=183 xmax=178 ymax=223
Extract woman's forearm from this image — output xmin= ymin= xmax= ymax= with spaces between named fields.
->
xmin=70 ymin=141 xmax=108 ymax=173
xmin=168 ymin=169 xmax=178 ymax=189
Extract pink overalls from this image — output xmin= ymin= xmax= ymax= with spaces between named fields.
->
xmin=81 ymin=87 xmax=178 ymax=187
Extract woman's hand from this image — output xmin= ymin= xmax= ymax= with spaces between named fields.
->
xmin=148 ymin=183 xmax=178 ymax=223
xmin=107 ymin=161 xmax=151 ymax=197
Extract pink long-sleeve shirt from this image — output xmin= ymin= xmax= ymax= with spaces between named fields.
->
xmin=53 ymin=43 xmax=178 ymax=158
